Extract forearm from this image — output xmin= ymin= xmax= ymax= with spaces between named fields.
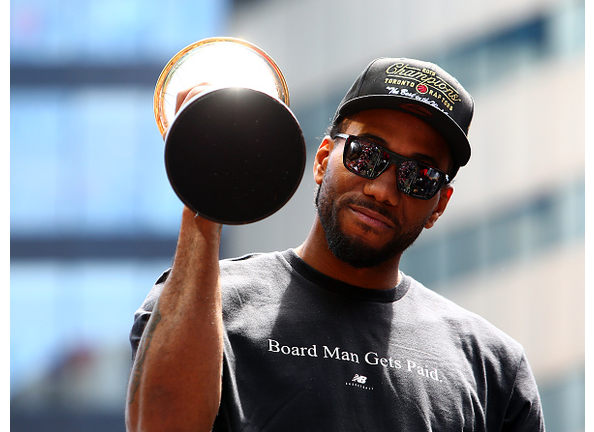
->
xmin=126 ymin=209 xmax=224 ymax=432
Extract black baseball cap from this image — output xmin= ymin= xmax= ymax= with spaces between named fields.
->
xmin=332 ymin=58 xmax=474 ymax=172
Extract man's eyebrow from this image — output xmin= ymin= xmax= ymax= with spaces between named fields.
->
xmin=357 ymin=132 xmax=442 ymax=168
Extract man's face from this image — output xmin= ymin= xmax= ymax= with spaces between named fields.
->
xmin=314 ymin=109 xmax=453 ymax=268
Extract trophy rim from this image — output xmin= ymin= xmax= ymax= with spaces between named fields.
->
xmin=153 ymin=36 xmax=290 ymax=136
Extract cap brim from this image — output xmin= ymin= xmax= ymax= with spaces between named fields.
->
xmin=335 ymin=95 xmax=471 ymax=168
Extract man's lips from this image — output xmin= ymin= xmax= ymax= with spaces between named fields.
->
xmin=348 ymin=205 xmax=395 ymax=229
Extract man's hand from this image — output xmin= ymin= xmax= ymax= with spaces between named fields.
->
xmin=159 ymin=83 xmax=213 ymax=141
xmin=175 ymin=83 xmax=212 ymax=114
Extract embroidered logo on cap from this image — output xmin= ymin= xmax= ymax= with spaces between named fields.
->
xmin=384 ymin=63 xmax=461 ymax=112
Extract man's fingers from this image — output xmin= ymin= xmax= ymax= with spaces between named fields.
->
xmin=175 ymin=83 xmax=212 ymax=114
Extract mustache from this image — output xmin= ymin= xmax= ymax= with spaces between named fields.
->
xmin=343 ymin=196 xmax=400 ymax=227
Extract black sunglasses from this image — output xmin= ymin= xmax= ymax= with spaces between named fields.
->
xmin=334 ymin=133 xmax=450 ymax=200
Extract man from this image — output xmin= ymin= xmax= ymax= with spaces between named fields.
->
xmin=125 ymin=58 xmax=545 ymax=431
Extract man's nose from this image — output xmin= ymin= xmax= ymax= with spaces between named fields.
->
xmin=361 ymin=164 xmax=401 ymax=206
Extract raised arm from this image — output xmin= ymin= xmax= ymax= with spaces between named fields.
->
xmin=126 ymin=84 xmax=224 ymax=431
xmin=126 ymin=207 xmax=223 ymax=432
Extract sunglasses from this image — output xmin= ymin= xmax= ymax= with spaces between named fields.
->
xmin=334 ymin=133 xmax=450 ymax=200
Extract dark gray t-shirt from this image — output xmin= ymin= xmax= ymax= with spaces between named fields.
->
xmin=130 ymin=249 xmax=545 ymax=431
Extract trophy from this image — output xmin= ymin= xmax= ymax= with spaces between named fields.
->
xmin=154 ymin=37 xmax=306 ymax=224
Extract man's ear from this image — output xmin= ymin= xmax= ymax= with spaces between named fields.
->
xmin=313 ymin=136 xmax=335 ymax=186
xmin=425 ymin=185 xmax=454 ymax=229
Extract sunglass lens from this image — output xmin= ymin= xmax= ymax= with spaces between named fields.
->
xmin=398 ymin=161 xmax=440 ymax=199
xmin=344 ymin=139 xmax=385 ymax=179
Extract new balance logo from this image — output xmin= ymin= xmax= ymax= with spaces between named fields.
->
xmin=346 ymin=374 xmax=374 ymax=391
xmin=352 ymin=374 xmax=367 ymax=384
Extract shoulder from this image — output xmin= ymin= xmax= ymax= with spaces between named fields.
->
xmin=218 ymin=250 xmax=296 ymax=307
xmin=219 ymin=250 xmax=294 ymax=290
xmin=220 ymin=250 xmax=291 ymax=274
xmin=404 ymin=275 xmax=525 ymax=360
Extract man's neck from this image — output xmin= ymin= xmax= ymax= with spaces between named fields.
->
xmin=294 ymin=221 xmax=402 ymax=290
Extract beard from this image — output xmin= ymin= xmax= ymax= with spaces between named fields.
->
xmin=315 ymin=175 xmax=428 ymax=269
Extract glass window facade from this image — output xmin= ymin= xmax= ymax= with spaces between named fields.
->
xmin=11 ymin=1 xmax=230 ymax=64
xmin=10 ymin=0 xmax=232 ymax=408
xmin=11 ymin=87 xmax=182 ymax=236
xmin=400 ymin=178 xmax=585 ymax=288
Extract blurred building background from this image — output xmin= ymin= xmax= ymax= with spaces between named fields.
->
xmin=10 ymin=0 xmax=585 ymax=430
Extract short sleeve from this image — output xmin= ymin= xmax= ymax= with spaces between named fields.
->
xmin=129 ymin=270 xmax=170 ymax=360
xmin=503 ymin=353 xmax=546 ymax=431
